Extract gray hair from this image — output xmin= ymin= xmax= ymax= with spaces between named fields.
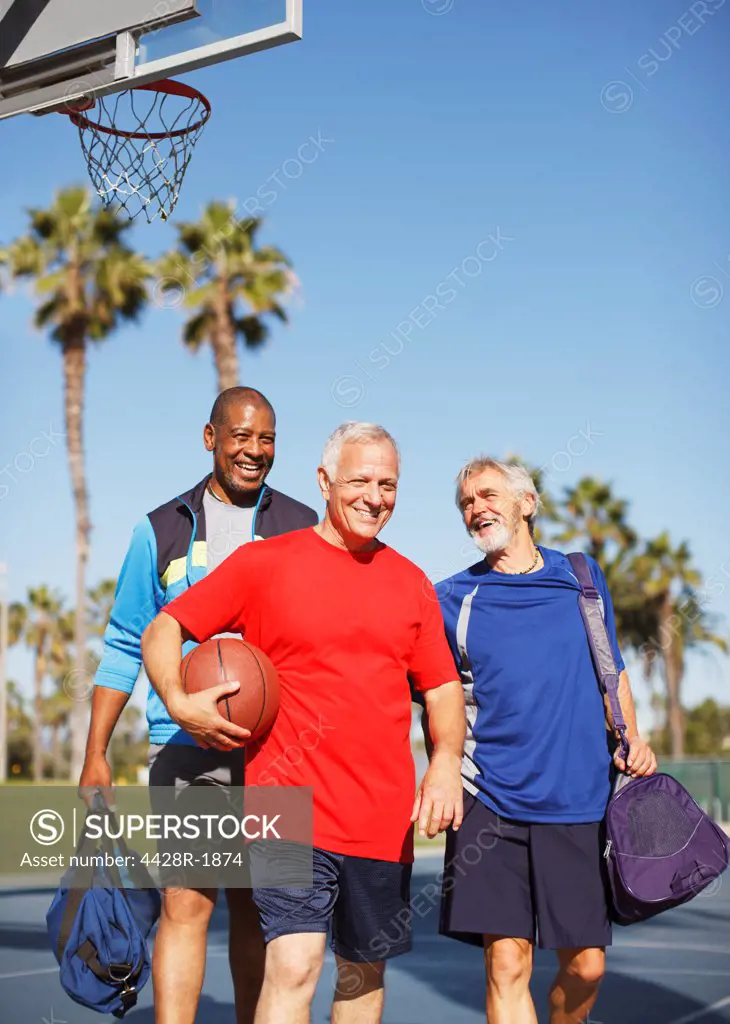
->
xmin=455 ymin=457 xmax=542 ymax=527
xmin=320 ymin=422 xmax=400 ymax=480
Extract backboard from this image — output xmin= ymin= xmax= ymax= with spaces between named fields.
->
xmin=0 ymin=0 xmax=301 ymax=120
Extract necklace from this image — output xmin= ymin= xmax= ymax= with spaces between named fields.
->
xmin=206 ymin=481 xmax=227 ymax=504
xmin=498 ymin=546 xmax=541 ymax=575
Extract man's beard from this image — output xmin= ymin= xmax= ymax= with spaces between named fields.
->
xmin=470 ymin=506 xmax=521 ymax=555
xmin=471 ymin=520 xmax=514 ymax=555
xmin=221 ymin=457 xmax=271 ymax=495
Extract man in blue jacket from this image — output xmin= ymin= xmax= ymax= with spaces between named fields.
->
xmin=78 ymin=386 xmax=318 ymax=1024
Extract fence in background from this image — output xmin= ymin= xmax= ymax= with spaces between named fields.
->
xmin=661 ymin=759 xmax=730 ymax=822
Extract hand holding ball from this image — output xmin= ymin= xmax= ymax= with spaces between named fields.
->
xmin=181 ymin=638 xmax=280 ymax=741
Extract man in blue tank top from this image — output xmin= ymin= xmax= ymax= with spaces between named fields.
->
xmin=436 ymin=456 xmax=657 ymax=1024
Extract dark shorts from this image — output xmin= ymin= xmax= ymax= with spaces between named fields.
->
xmin=440 ymin=792 xmax=612 ymax=950
xmin=148 ymin=742 xmax=245 ymax=789
xmin=251 ymin=843 xmax=413 ymax=963
xmin=148 ymin=743 xmax=250 ymax=888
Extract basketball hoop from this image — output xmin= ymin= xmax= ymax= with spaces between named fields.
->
xmin=65 ymin=79 xmax=211 ymax=224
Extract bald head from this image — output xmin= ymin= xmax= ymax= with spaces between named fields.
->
xmin=209 ymin=387 xmax=275 ymax=428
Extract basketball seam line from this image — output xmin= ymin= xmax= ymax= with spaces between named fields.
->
xmin=245 ymin=644 xmax=268 ymax=739
xmin=216 ymin=640 xmax=232 ymax=722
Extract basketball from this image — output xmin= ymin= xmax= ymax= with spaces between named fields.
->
xmin=181 ymin=638 xmax=280 ymax=740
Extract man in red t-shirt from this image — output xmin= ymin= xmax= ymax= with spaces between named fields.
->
xmin=142 ymin=422 xmax=465 ymax=1024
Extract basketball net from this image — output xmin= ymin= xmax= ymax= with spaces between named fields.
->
xmin=67 ymin=79 xmax=211 ymax=224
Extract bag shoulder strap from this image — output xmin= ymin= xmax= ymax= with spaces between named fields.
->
xmin=567 ymin=552 xmax=628 ymax=758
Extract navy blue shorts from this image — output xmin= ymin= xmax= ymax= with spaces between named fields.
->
xmin=251 ymin=844 xmax=412 ymax=963
xmin=440 ymin=792 xmax=612 ymax=950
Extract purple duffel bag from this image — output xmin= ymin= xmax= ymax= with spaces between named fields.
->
xmin=604 ymin=771 xmax=730 ymax=923
xmin=569 ymin=553 xmax=730 ymax=925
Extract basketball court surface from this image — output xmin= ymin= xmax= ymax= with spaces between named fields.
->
xmin=1 ymin=853 xmax=728 ymax=1024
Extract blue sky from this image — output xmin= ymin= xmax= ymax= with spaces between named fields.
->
xmin=2 ymin=0 xmax=729 ymax=730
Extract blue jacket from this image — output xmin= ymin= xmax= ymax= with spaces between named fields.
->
xmin=94 ymin=475 xmax=318 ymax=745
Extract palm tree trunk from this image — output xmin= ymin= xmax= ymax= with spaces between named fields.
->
xmin=211 ymin=279 xmax=239 ymax=390
xmin=33 ymin=650 xmax=45 ymax=782
xmin=64 ymin=339 xmax=91 ymax=780
xmin=660 ymin=596 xmax=685 ymax=759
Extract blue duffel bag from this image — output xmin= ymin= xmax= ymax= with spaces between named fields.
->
xmin=46 ymin=804 xmax=161 ymax=1018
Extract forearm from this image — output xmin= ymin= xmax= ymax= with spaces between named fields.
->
xmin=605 ymin=669 xmax=640 ymax=739
xmin=423 ymin=681 xmax=465 ymax=759
xmin=141 ymin=612 xmax=186 ymax=714
xmin=84 ymin=687 xmax=131 ymax=758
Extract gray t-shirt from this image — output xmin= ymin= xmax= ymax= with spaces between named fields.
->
xmin=203 ymin=489 xmax=257 ymax=573
xmin=202 ymin=489 xmax=258 ymax=641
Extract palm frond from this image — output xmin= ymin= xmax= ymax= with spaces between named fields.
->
xmin=235 ymin=315 xmax=269 ymax=349
xmin=182 ymin=310 xmax=214 ymax=350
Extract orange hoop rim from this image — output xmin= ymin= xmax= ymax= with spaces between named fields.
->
xmin=65 ymin=78 xmax=212 ymax=141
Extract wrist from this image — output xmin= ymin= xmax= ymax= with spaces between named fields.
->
xmin=167 ymin=689 xmax=188 ymax=723
xmin=84 ymin=748 xmax=109 ymax=760
xmin=431 ymin=746 xmax=462 ymax=764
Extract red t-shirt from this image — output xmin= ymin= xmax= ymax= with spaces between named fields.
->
xmin=164 ymin=527 xmax=458 ymax=863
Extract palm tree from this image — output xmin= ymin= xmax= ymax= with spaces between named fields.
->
xmin=157 ymin=201 xmax=294 ymax=390
xmin=45 ymin=615 xmax=101 ymax=780
xmin=7 ymin=681 xmax=33 ymax=778
xmin=553 ymin=478 xmax=637 ymax=567
xmin=10 ymin=587 xmax=65 ymax=780
xmin=45 ymin=608 xmax=78 ymax=777
xmin=42 ymin=687 xmax=72 ymax=778
xmin=552 ymin=477 xmax=640 ymax=640
xmin=8 ymin=600 xmax=26 ymax=647
xmin=2 ymin=187 xmax=150 ymax=777
xmin=88 ymin=578 xmax=117 ymax=639
xmin=628 ymin=534 xmax=727 ymax=758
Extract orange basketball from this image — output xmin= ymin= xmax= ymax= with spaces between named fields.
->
xmin=181 ymin=638 xmax=280 ymax=740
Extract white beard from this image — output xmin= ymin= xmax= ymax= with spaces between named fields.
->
xmin=471 ymin=519 xmax=515 ymax=555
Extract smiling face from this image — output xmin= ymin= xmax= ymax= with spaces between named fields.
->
xmin=204 ymin=400 xmax=276 ymax=503
xmin=317 ymin=439 xmax=399 ymax=550
xmin=458 ymin=466 xmax=533 ymax=555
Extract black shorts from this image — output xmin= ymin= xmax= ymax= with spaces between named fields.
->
xmin=148 ymin=742 xmax=245 ymax=789
xmin=440 ymin=792 xmax=612 ymax=950
xmin=148 ymin=743 xmax=250 ymax=888
xmin=251 ymin=844 xmax=413 ymax=963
